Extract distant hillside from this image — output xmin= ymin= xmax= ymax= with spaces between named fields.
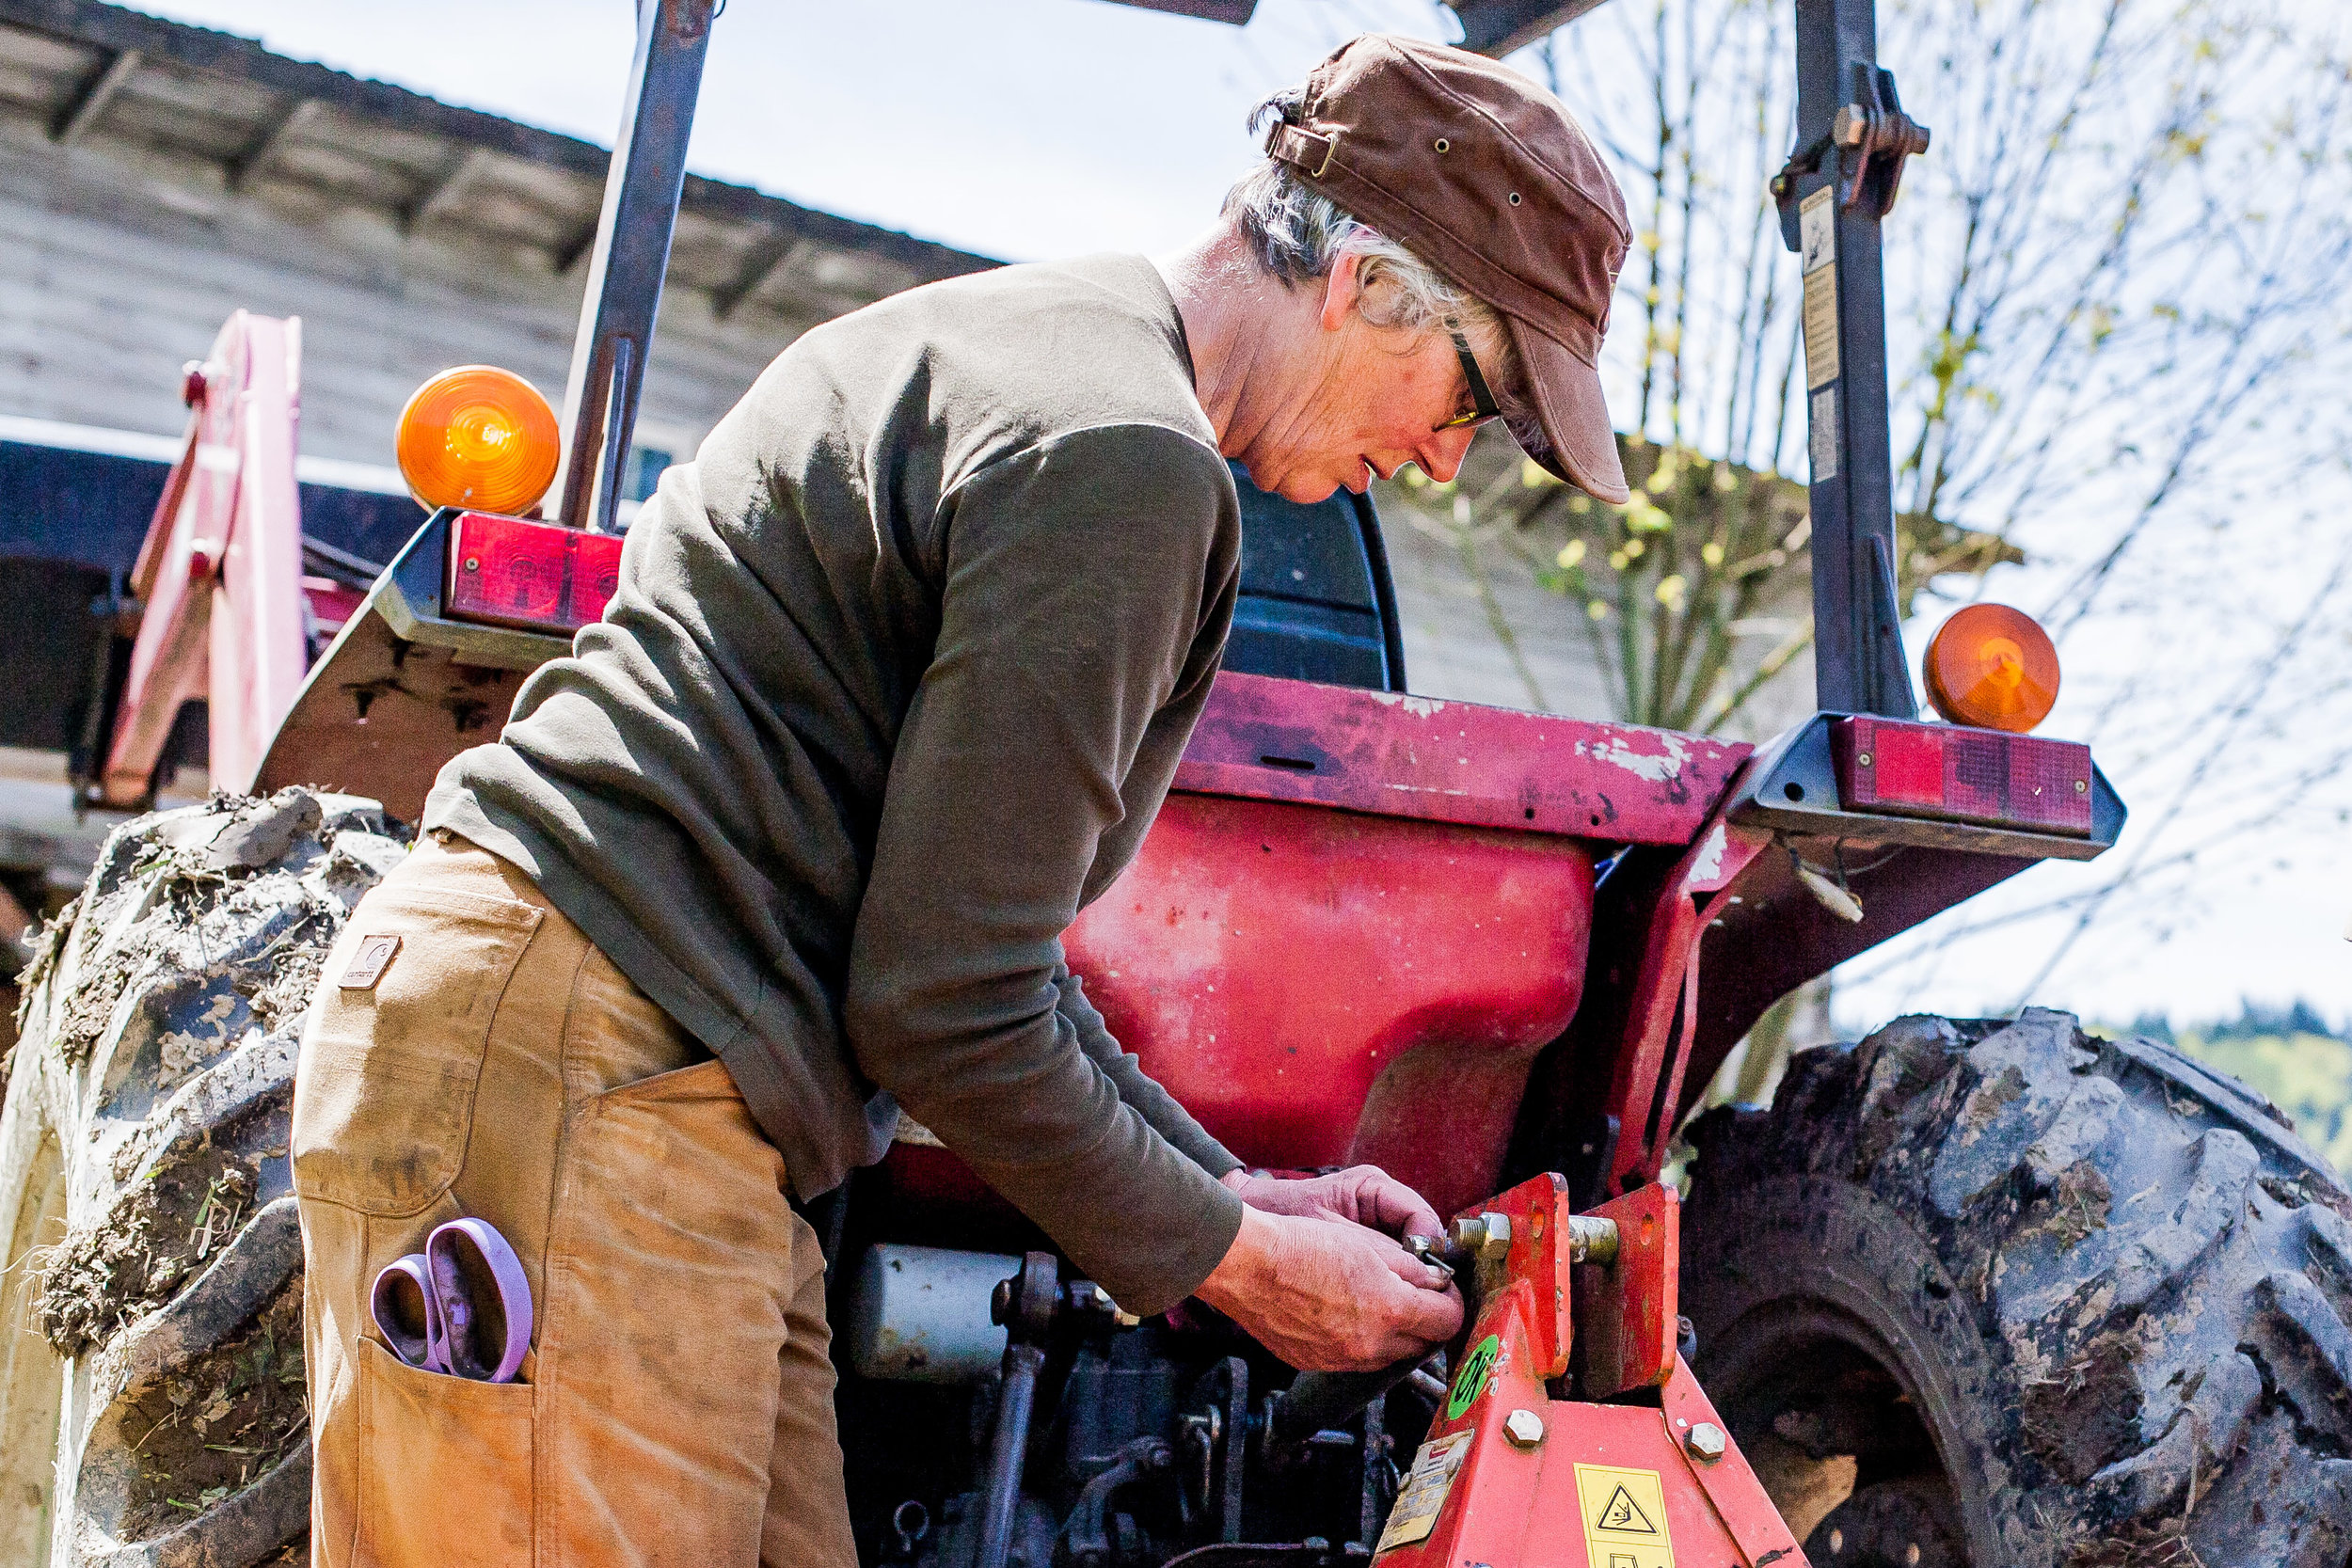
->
xmin=2119 ymin=1004 xmax=2352 ymax=1177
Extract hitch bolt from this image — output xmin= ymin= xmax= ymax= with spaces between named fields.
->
xmin=1450 ymin=1212 xmax=1513 ymax=1261
xmin=1685 ymin=1421 xmax=1727 ymax=1463
xmin=1504 ymin=1408 xmax=1546 ymax=1449
xmin=1565 ymin=1216 xmax=1620 ymax=1266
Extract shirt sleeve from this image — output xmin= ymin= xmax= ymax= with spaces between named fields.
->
xmin=843 ymin=423 xmax=1244 ymax=1315
xmin=1055 ymin=964 xmax=1242 ymax=1182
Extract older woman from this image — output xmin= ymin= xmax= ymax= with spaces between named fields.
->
xmin=294 ymin=32 xmax=1628 ymax=1567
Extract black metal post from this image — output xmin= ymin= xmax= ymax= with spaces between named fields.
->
xmin=1782 ymin=0 xmax=1924 ymax=718
xmin=552 ymin=0 xmax=715 ymax=532
xmin=975 ymin=1342 xmax=1046 ymax=1568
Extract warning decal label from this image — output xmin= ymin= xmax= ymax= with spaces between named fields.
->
xmin=1572 ymin=1464 xmax=1677 ymax=1568
xmin=1597 ymin=1485 xmax=1656 ymax=1533
xmin=1799 ymin=185 xmax=1840 ymax=389
xmin=1374 ymin=1432 xmax=1471 ymax=1556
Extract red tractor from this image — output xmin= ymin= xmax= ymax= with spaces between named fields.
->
xmin=5 ymin=3 xmax=2347 ymax=1566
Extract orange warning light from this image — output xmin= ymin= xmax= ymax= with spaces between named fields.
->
xmin=1924 ymin=603 xmax=2059 ymax=733
xmin=394 ymin=366 xmax=561 ymax=516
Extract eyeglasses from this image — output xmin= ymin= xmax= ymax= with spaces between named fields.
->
xmin=1434 ymin=316 xmax=1502 ymax=433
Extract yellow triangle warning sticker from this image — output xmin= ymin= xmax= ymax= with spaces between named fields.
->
xmin=1574 ymin=1464 xmax=1677 ymax=1568
xmin=1598 ymin=1484 xmax=1658 ymax=1533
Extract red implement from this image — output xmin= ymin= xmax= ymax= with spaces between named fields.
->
xmin=102 ymin=311 xmax=310 ymax=806
xmin=1377 ymin=1175 xmax=1806 ymax=1568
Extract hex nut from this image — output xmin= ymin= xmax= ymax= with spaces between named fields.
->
xmin=1685 ymin=1421 xmax=1727 ymax=1462
xmin=1504 ymin=1408 xmax=1546 ymax=1449
xmin=1449 ymin=1212 xmax=1514 ymax=1261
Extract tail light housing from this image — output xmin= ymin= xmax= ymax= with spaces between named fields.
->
xmin=1833 ymin=716 xmax=2092 ymax=836
xmin=443 ymin=511 xmax=622 ymax=634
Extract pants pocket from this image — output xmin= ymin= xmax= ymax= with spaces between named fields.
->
xmin=294 ymin=887 xmax=543 ymax=1216
xmin=587 ymin=1055 xmax=738 ymax=1111
xmin=356 ymin=1338 xmax=534 ymax=1565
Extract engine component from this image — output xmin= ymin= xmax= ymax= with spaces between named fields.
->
xmin=977 ymin=1251 xmax=1061 ymax=1568
xmin=1271 ymin=1352 xmax=1437 ymax=1449
xmin=845 ymin=1243 xmax=1021 ymax=1385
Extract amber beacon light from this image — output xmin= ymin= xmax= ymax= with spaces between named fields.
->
xmin=394 ymin=366 xmax=562 ymax=516
xmin=1923 ymin=603 xmax=2060 ymax=733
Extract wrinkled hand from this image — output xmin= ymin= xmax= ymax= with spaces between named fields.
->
xmin=1221 ymin=1164 xmax=1445 ymax=1246
xmin=1196 ymin=1206 xmax=1463 ymax=1372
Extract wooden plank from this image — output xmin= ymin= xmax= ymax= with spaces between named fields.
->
xmin=223 ymin=92 xmax=315 ymax=190
xmin=711 ymin=233 xmax=806 ymax=322
xmin=47 ymin=41 xmax=133 ymax=142
xmin=401 ymin=144 xmax=487 ymax=234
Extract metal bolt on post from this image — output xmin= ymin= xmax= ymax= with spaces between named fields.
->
xmin=1449 ymin=1212 xmax=1513 ymax=1260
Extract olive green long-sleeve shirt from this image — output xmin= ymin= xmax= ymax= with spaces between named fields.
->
xmin=424 ymin=254 xmax=1247 ymax=1313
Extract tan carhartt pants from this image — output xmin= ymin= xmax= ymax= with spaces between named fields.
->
xmin=293 ymin=832 xmax=855 ymax=1566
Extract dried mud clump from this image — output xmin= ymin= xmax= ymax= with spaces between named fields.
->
xmin=116 ymin=1283 xmax=308 ymax=1541
xmin=2067 ymin=1518 xmax=2205 ymax=1567
xmin=36 ymin=1161 xmax=258 ymax=1357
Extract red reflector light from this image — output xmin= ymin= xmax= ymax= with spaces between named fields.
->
xmin=1833 ymin=717 xmax=2092 ymax=836
xmin=443 ymin=512 xmax=622 ymax=634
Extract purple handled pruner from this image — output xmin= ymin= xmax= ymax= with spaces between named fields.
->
xmin=369 ymin=1218 xmax=532 ymax=1383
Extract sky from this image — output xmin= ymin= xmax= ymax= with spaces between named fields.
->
xmin=111 ymin=0 xmax=2352 ymax=1036
xmin=118 ymin=0 xmax=1469 ymax=262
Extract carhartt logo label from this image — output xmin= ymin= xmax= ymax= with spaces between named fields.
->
xmin=1598 ymin=1485 xmax=1657 ymax=1533
xmin=339 ymin=933 xmax=400 ymax=989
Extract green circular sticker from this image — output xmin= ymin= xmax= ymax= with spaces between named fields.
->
xmin=1446 ymin=1333 xmax=1501 ymax=1420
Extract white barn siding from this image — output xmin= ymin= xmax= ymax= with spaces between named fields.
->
xmin=0 ymin=119 xmax=794 ymax=467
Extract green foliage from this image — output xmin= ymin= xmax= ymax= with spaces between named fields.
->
xmin=2113 ymin=1003 xmax=2352 ymax=1177
xmin=1391 ymin=434 xmax=2016 ymax=735
xmin=2176 ymin=1031 xmax=2352 ymax=1177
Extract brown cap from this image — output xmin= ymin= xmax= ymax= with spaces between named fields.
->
xmin=1263 ymin=34 xmax=1632 ymax=503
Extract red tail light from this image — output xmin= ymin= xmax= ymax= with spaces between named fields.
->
xmin=443 ymin=512 xmax=622 ymax=634
xmin=1833 ymin=716 xmax=2092 ymax=836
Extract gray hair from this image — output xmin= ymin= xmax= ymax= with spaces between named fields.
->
xmin=1228 ymin=88 xmax=1518 ymax=388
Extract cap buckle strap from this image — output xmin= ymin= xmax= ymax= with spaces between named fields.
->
xmin=1272 ymin=123 xmax=1341 ymax=180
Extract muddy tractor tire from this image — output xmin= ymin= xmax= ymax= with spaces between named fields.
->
xmin=1684 ymin=1008 xmax=2352 ymax=1568
xmin=0 ymin=788 xmax=405 ymax=1567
